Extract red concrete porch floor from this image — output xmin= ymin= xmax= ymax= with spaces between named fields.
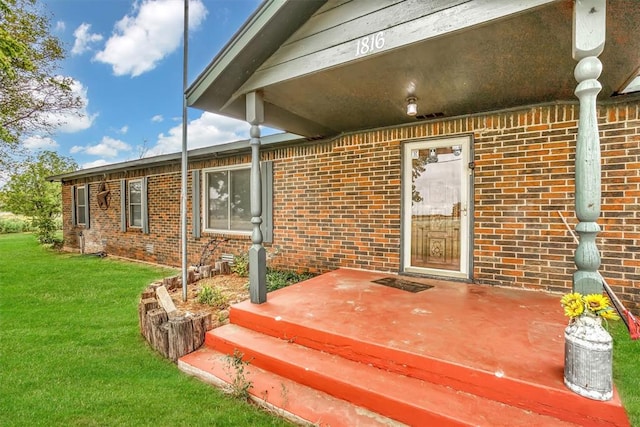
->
xmin=179 ymin=268 xmax=630 ymax=426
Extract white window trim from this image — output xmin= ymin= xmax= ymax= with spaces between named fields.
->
xmin=202 ymin=163 xmax=252 ymax=235
xmin=76 ymin=185 xmax=86 ymax=225
xmin=128 ymin=179 xmax=142 ymax=228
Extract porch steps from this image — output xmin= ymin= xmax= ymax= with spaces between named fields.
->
xmin=181 ymin=323 xmax=584 ymax=426
xmin=223 ymin=301 xmax=628 ymax=427
xmin=178 ymin=269 xmax=630 ymax=426
xmin=178 ymin=346 xmax=406 ymax=427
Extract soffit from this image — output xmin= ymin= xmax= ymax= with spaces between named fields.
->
xmin=189 ymin=0 xmax=640 ymax=138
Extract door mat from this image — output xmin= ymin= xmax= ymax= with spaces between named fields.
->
xmin=371 ymin=277 xmax=434 ymax=293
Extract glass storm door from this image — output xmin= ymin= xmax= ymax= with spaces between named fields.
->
xmin=403 ymin=137 xmax=471 ymax=278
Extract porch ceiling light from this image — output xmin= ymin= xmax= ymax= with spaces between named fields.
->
xmin=428 ymin=148 xmax=438 ymax=163
xmin=406 ymin=97 xmax=418 ymax=116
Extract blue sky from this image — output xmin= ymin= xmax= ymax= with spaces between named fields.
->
xmin=30 ymin=0 xmax=264 ymax=169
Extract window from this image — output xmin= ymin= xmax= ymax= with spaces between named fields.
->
xmin=76 ymin=186 xmax=86 ymax=225
xmin=120 ymin=178 xmax=148 ymax=233
xmin=198 ymin=162 xmax=272 ymax=242
xmin=128 ymin=180 xmax=142 ymax=227
xmin=71 ymin=184 xmax=90 ymax=228
xmin=205 ymin=167 xmax=252 ymax=232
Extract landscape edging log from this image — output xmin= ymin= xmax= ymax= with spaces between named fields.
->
xmin=138 ymin=275 xmax=213 ymax=362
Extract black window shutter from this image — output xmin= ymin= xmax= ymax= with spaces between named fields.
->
xmin=192 ymin=170 xmax=201 ymax=238
xmin=141 ymin=177 xmax=149 ymax=234
xmin=71 ymin=185 xmax=77 ymax=225
xmin=120 ymin=179 xmax=126 ymax=232
xmin=84 ymin=184 xmax=90 ymax=229
xmin=261 ymin=161 xmax=273 ymax=243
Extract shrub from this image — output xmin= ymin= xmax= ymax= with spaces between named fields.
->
xmin=267 ymin=269 xmax=315 ymax=292
xmin=197 ymin=285 xmax=228 ymax=308
xmin=0 ymin=217 xmax=27 ymax=233
xmin=32 ymin=216 xmax=58 ymax=244
xmin=231 ymin=253 xmax=249 ymax=277
xmin=0 ymin=213 xmax=38 ymax=234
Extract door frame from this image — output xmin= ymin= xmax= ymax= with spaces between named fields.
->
xmin=400 ymin=135 xmax=474 ymax=280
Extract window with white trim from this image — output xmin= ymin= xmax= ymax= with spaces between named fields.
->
xmin=76 ymin=186 xmax=86 ymax=225
xmin=128 ymin=180 xmax=142 ymax=227
xmin=204 ymin=166 xmax=252 ymax=232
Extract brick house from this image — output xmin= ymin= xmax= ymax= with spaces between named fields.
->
xmin=51 ymin=0 xmax=640 ymax=313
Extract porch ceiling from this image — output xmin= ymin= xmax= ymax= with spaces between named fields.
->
xmin=190 ymin=0 xmax=640 ymax=138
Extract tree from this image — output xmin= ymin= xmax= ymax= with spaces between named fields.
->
xmin=0 ymin=0 xmax=83 ymax=147
xmin=412 ymin=158 xmax=426 ymax=204
xmin=0 ymin=151 xmax=77 ymax=243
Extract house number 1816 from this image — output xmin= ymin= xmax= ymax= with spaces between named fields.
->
xmin=355 ymin=32 xmax=385 ymax=56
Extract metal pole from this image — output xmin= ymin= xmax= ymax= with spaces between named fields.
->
xmin=180 ymin=0 xmax=189 ymax=301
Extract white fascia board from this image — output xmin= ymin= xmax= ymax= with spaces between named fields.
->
xmin=621 ymin=75 xmax=640 ymax=94
xmin=186 ymin=0 xmax=287 ymax=106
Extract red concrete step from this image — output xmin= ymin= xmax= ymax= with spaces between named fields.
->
xmin=199 ymin=324 xmax=581 ymax=427
xmin=179 ymin=346 xmax=403 ymax=427
xmin=227 ymin=302 xmax=629 ymax=427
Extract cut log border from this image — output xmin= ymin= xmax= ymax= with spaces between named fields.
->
xmin=138 ymin=270 xmax=216 ymax=362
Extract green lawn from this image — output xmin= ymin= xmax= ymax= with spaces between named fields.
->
xmin=0 ymin=233 xmax=292 ymax=427
xmin=612 ymin=320 xmax=640 ymax=426
xmin=1 ymin=233 xmax=638 ymax=426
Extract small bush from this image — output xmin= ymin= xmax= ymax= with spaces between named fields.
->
xmin=0 ymin=217 xmax=28 ymax=233
xmin=231 ymin=253 xmax=249 ymax=277
xmin=197 ymin=285 xmax=228 ymax=308
xmin=32 ymin=216 xmax=58 ymax=244
xmin=267 ymin=269 xmax=315 ymax=292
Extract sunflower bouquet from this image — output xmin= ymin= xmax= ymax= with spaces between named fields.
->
xmin=561 ymin=292 xmax=620 ymax=322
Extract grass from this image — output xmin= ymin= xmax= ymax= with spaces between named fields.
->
xmin=0 ymin=233 xmax=292 ymax=427
xmin=611 ymin=320 xmax=640 ymax=426
xmin=1 ymin=233 xmax=638 ymax=426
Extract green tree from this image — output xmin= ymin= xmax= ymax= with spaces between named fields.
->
xmin=0 ymin=0 xmax=83 ymax=148
xmin=0 ymin=151 xmax=77 ymax=243
xmin=412 ymin=158 xmax=426 ymax=204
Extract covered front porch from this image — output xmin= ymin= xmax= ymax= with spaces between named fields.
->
xmin=179 ymin=268 xmax=630 ymax=426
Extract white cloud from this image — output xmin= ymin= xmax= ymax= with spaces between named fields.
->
xmin=119 ymin=125 xmax=129 ymax=134
xmin=151 ymin=114 xmax=164 ymax=123
xmin=145 ymin=112 xmax=250 ymax=157
xmin=22 ymin=136 xmax=59 ymax=150
xmin=81 ymin=159 xmax=111 ymax=169
xmin=42 ymin=78 xmax=98 ymax=133
xmin=94 ymin=0 xmax=207 ymax=77
xmin=71 ymin=136 xmax=132 ymax=158
xmin=71 ymin=23 xmax=104 ymax=55
xmin=55 ymin=21 xmax=66 ymax=32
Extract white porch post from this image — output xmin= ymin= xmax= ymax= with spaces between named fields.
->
xmin=246 ymin=91 xmax=267 ymax=303
xmin=572 ymin=0 xmax=606 ymax=295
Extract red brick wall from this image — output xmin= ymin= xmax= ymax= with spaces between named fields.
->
xmin=61 ymin=100 xmax=640 ymax=313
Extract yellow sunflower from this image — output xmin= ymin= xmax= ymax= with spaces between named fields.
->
xmin=561 ymin=292 xmax=584 ymax=319
xmin=583 ymin=294 xmax=611 ymax=314
xmin=599 ymin=308 xmax=620 ymax=321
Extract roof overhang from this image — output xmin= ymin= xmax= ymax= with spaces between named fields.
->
xmin=187 ymin=0 xmax=640 ymax=138
xmin=47 ymin=132 xmax=305 ymax=182
xmin=186 ymin=0 xmax=327 ymax=128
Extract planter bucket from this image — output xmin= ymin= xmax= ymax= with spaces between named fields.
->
xmin=564 ymin=315 xmax=613 ymax=401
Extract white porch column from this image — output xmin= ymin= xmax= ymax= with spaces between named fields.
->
xmin=572 ymin=0 xmax=606 ymax=294
xmin=246 ymin=91 xmax=267 ymax=303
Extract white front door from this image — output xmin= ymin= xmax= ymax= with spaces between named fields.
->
xmin=402 ymin=136 xmax=472 ymax=278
